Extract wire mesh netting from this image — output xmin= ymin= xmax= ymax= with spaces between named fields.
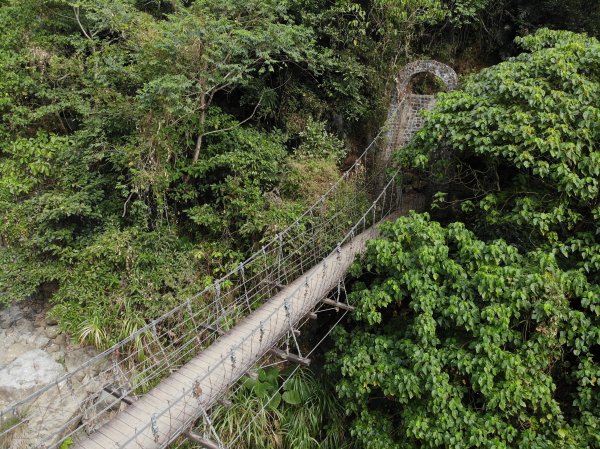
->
xmin=1 ymin=110 xmax=406 ymax=449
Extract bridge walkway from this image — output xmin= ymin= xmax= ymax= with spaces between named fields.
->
xmin=76 ymin=209 xmax=398 ymax=449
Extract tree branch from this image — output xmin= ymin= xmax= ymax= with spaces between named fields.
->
xmin=73 ymin=6 xmax=93 ymax=41
xmin=201 ymin=91 xmax=265 ymax=139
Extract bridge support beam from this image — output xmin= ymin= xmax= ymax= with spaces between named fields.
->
xmin=321 ymin=298 xmax=355 ymax=312
xmin=185 ymin=431 xmax=221 ymax=449
xmin=102 ymin=385 xmax=135 ymax=406
xmin=268 ymin=348 xmax=311 ymax=367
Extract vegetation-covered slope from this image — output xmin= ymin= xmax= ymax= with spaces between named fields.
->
xmin=0 ymin=0 xmax=418 ymax=344
xmin=1 ymin=1 xmax=599 ymax=448
xmin=330 ymin=29 xmax=599 ymax=449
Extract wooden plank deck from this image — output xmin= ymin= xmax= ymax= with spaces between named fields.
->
xmin=73 ymin=223 xmax=381 ymax=449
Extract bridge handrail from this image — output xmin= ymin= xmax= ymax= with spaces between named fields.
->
xmin=0 ymin=112 xmax=396 ymax=430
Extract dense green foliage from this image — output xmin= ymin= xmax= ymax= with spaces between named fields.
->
xmin=0 ymin=0 xmax=369 ymax=342
xmin=0 ymin=0 xmax=505 ymax=344
xmin=401 ymin=29 xmax=600 ymax=281
xmin=6 ymin=0 xmax=588 ymax=342
xmin=0 ymin=0 xmax=482 ymax=322
xmin=329 ymin=213 xmax=599 ymax=448
xmin=328 ymin=28 xmax=600 ymax=449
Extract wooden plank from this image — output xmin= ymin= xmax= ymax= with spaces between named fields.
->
xmin=73 ymin=221 xmax=382 ymax=449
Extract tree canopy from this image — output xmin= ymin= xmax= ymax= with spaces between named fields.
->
xmin=0 ymin=0 xmax=505 ymax=343
xmin=328 ymin=28 xmax=600 ymax=449
xmin=0 ymin=0 xmax=371 ymax=341
xmin=329 ymin=213 xmax=599 ymax=448
xmin=400 ymin=29 xmax=600 ymax=280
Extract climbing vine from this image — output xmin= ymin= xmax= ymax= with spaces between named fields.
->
xmin=400 ymin=29 xmax=600 ymax=281
xmin=328 ymin=213 xmax=599 ymax=449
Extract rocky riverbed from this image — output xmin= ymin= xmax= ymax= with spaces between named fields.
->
xmin=0 ymin=300 xmax=114 ymax=448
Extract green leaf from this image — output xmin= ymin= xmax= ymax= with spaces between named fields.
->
xmin=282 ymin=390 xmax=302 ymax=405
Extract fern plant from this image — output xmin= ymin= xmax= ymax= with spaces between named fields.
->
xmin=207 ymin=367 xmax=354 ymax=449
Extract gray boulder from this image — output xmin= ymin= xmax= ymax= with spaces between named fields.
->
xmin=0 ymin=350 xmax=65 ymax=404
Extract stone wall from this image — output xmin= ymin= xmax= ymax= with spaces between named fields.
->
xmin=395 ymin=60 xmax=458 ymax=96
xmin=381 ymin=60 xmax=458 ymax=165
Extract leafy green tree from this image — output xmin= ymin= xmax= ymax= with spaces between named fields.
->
xmin=401 ymin=29 xmax=600 ymax=280
xmin=328 ymin=213 xmax=599 ymax=449
xmin=184 ymin=119 xmax=287 ymax=242
xmin=131 ymin=0 xmax=321 ymax=164
xmin=332 ymin=29 xmax=600 ymax=449
xmin=0 ymin=0 xmax=422 ymax=339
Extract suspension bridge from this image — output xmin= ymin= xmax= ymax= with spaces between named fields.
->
xmin=0 ymin=61 xmax=457 ymax=449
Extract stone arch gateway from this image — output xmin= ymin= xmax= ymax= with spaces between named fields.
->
xmin=395 ymin=59 xmax=458 ymax=96
xmin=382 ymin=60 xmax=458 ymax=162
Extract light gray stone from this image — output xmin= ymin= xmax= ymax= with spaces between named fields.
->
xmin=24 ymin=333 xmax=37 ymax=345
xmin=2 ymin=333 xmax=15 ymax=346
xmin=47 ymin=343 xmax=61 ymax=353
xmin=0 ymin=304 xmax=24 ymax=329
xmin=44 ymin=325 xmax=61 ymax=339
xmin=94 ymin=390 xmax=122 ymax=412
xmin=81 ymin=390 xmax=124 ymax=435
xmin=82 ymin=376 xmax=103 ymax=394
xmin=34 ymin=335 xmax=50 ymax=347
xmin=15 ymin=320 xmax=34 ymax=334
xmin=64 ymin=347 xmax=97 ymax=374
xmin=0 ymin=342 xmax=33 ymax=369
xmin=25 ymin=384 xmax=86 ymax=448
xmin=0 ymin=303 xmax=106 ymax=448
xmin=0 ymin=350 xmax=65 ymax=403
xmin=51 ymin=350 xmax=66 ymax=363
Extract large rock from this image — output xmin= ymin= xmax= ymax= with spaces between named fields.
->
xmin=81 ymin=389 xmax=124 ymax=434
xmin=0 ymin=303 xmax=109 ymax=448
xmin=0 ymin=342 xmax=34 ymax=370
xmin=0 ymin=350 xmax=94 ymax=449
xmin=0 ymin=304 xmax=24 ymax=329
xmin=0 ymin=350 xmax=65 ymax=404
xmin=4 ymin=381 xmax=87 ymax=449
xmin=64 ymin=347 xmax=100 ymax=375
xmin=25 ymin=385 xmax=87 ymax=448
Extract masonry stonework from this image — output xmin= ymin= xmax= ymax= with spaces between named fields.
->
xmin=382 ymin=60 xmax=458 ymax=163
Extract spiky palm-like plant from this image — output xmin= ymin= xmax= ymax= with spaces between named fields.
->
xmin=207 ymin=367 xmax=354 ymax=449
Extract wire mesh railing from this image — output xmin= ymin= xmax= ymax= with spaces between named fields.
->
xmin=71 ymin=170 xmax=401 ymax=449
xmin=0 ymin=114 xmax=401 ymax=449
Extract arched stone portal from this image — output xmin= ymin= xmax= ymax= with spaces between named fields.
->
xmin=382 ymin=60 xmax=458 ymax=164
xmin=396 ymin=60 xmax=458 ymax=96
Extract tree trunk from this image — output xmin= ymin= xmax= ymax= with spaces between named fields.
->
xmin=192 ymin=92 xmax=207 ymax=164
